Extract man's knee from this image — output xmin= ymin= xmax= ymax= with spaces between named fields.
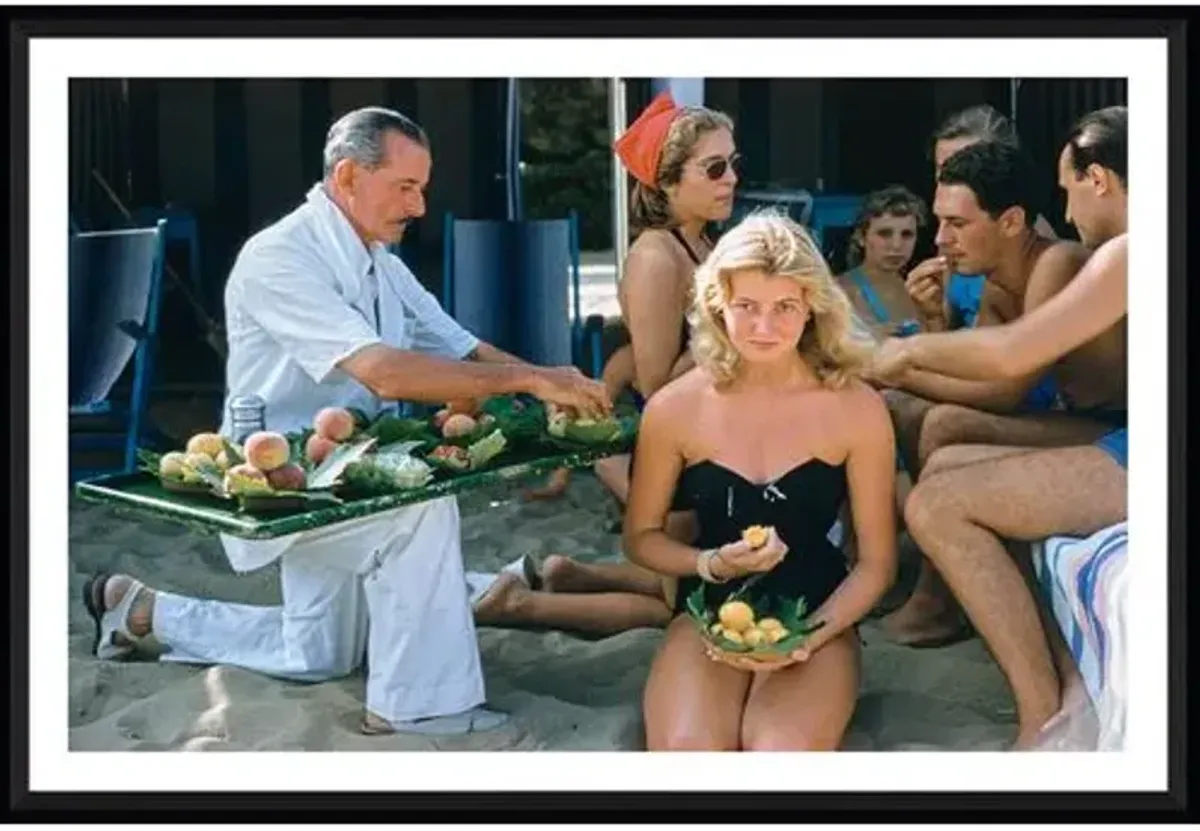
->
xmin=903 ymin=477 xmax=956 ymax=546
xmin=918 ymin=404 xmax=977 ymax=464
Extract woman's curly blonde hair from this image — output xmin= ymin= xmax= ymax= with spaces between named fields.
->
xmin=688 ymin=210 xmax=876 ymax=389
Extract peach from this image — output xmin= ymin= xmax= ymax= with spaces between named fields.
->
xmin=243 ymin=431 xmax=290 ymax=472
xmin=441 ymin=413 xmax=477 ymax=439
xmin=159 ymin=451 xmax=188 ymax=479
xmin=185 ymin=432 xmax=225 ymax=460
xmin=223 ymin=463 xmax=271 ymax=496
xmin=314 ymin=407 xmax=355 ymax=442
xmin=266 ymin=462 xmax=307 ymax=492
xmin=214 ymin=449 xmax=233 ymax=472
xmin=305 ymin=433 xmax=339 ymax=466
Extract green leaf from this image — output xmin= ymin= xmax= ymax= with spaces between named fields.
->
xmin=222 ymin=438 xmax=245 ymax=465
xmin=308 ymin=437 xmax=378 ymax=489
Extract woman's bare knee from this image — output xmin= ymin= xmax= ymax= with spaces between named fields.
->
xmin=648 ymin=726 xmax=741 ymax=752
xmin=741 ymin=725 xmax=841 ymax=752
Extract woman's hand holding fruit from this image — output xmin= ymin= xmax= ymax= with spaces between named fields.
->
xmin=709 ymin=525 xmax=787 ymax=581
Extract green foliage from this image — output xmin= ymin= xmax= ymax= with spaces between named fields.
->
xmin=519 ymin=79 xmax=613 ymax=250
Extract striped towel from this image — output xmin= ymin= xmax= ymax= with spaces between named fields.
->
xmin=1031 ymin=522 xmax=1128 ymax=751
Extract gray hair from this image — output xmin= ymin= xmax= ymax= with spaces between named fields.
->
xmin=322 ymin=106 xmax=429 ymax=178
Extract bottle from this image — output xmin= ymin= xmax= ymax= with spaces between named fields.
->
xmin=228 ymin=394 xmax=266 ymax=443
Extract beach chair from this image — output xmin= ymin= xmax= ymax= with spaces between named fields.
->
xmin=807 ymin=193 xmax=864 ymax=263
xmin=69 ymin=220 xmax=168 ymax=482
xmin=441 ymin=211 xmax=604 ymax=383
xmin=1031 ymin=521 xmax=1129 ymax=750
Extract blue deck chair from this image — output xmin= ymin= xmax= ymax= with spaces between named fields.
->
xmin=133 ymin=205 xmax=202 ymax=298
xmin=69 ymin=220 xmax=168 ymax=481
xmin=807 ymin=193 xmax=864 ymax=261
xmin=441 ymin=212 xmax=604 ymax=384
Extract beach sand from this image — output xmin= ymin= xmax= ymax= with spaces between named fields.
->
xmin=68 ymin=471 xmax=1019 ymax=752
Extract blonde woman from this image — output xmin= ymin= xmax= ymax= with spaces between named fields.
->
xmin=624 ymin=211 xmax=898 ymax=751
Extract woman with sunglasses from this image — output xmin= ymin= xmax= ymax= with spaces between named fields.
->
xmin=528 ymin=92 xmax=740 ymax=504
xmin=505 ymin=92 xmax=741 ymax=626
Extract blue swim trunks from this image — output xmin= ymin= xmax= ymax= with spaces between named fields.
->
xmin=1094 ymin=427 xmax=1128 ymax=469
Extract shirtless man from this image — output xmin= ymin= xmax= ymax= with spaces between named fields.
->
xmin=872 ymin=105 xmax=1129 ymax=748
xmin=868 ymin=140 xmax=1127 ymax=645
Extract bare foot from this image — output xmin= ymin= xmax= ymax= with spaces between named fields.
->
xmin=1023 ymin=680 xmax=1098 ymax=751
xmin=471 ymin=573 xmax=531 ymax=626
xmin=879 ymin=592 xmax=970 ymax=647
xmin=539 ymin=554 xmax=574 ymax=593
xmin=523 ymin=468 xmax=571 ymax=501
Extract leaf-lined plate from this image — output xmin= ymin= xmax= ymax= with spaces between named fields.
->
xmin=685 ymin=582 xmax=825 ymax=656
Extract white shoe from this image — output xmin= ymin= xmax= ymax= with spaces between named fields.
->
xmin=361 ymin=706 xmax=510 ymax=736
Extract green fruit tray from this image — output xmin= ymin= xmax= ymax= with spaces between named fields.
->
xmin=74 ymin=442 xmax=627 ymax=540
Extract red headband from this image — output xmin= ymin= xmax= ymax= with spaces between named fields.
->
xmin=613 ymin=90 xmax=682 ymax=190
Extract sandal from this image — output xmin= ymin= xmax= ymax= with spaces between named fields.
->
xmin=82 ymin=572 xmax=151 ymax=660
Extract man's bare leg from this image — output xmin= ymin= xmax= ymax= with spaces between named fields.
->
xmin=880 ymin=445 xmax=1038 ymax=645
xmin=882 ymin=389 xmax=938 ymax=478
xmin=917 ymin=405 xmax=1116 ymax=471
xmin=903 ymin=445 xmax=1126 ymax=747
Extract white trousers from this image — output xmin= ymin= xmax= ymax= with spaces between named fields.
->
xmin=152 ymin=496 xmax=485 ymax=723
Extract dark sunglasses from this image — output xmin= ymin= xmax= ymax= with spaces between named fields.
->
xmin=701 ymin=153 xmax=742 ymax=181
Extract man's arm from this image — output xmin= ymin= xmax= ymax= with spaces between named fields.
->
xmin=898 ymin=238 xmax=1123 ymax=382
xmin=891 ymin=289 xmax=1036 ymax=411
xmin=466 ymin=341 xmax=527 ymax=366
xmin=890 ymin=243 xmax=1092 ymax=409
xmin=240 ymin=249 xmax=606 ymax=412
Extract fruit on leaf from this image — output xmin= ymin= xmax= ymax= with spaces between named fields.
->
xmin=717 ymin=600 xmax=755 ymax=634
xmin=305 ymin=433 xmax=339 ymax=466
xmin=224 ymin=463 xmax=272 ymax=496
xmin=266 ymin=462 xmax=307 ymax=492
xmin=185 ymin=432 xmax=225 ymax=460
xmin=442 ymin=413 xmax=477 ymax=439
xmin=159 ymin=451 xmax=188 ymax=479
xmin=243 ymin=431 xmax=290 ymax=472
xmin=181 ymin=452 xmax=219 ymax=484
xmin=314 ymin=407 xmax=356 ymax=442
xmin=429 ymin=444 xmax=471 ymax=471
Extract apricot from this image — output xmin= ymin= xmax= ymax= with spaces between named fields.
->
xmin=717 ymin=600 xmax=755 ymax=633
xmin=243 ymin=431 xmax=290 ymax=472
xmin=721 ymin=628 xmax=745 ymax=645
xmin=441 ymin=413 xmax=477 ymax=439
xmin=266 ymin=462 xmax=307 ymax=492
xmin=305 ymin=433 xmax=339 ymax=466
xmin=185 ymin=432 xmax=225 ymax=460
xmin=758 ymin=617 xmax=785 ymax=634
xmin=181 ymin=452 xmax=218 ymax=484
xmin=159 ymin=451 xmax=188 ymax=479
xmin=223 ymin=463 xmax=271 ymax=496
xmin=743 ymin=627 xmax=767 ymax=648
xmin=314 ymin=407 xmax=355 ymax=442
xmin=214 ymin=449 xmax=232 ymax=472
xmin=742 ymin=525 xmax=771 ymax=549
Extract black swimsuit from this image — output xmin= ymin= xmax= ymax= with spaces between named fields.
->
xmin=670 ymin=458 xmax=850 ymax=617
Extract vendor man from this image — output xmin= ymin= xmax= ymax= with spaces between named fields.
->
xmin=82 ymin=106 xmax=611 ymax=737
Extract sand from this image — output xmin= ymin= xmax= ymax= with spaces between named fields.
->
xmin=68 ymin=471 xmax=1020 ymax=752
